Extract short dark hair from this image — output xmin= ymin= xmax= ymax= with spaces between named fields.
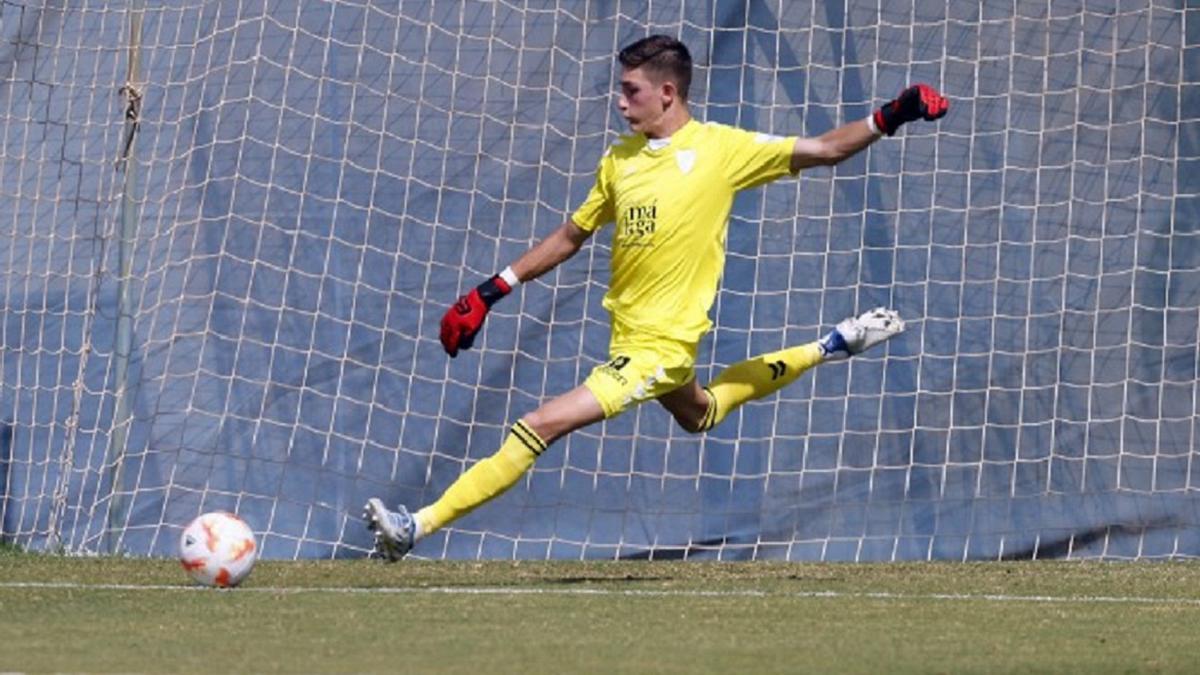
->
xmin=618 ymin=35 xmax=692 ymax=100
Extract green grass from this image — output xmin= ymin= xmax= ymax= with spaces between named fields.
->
xmin=3 ymin=553 xmax=1200 ymax=673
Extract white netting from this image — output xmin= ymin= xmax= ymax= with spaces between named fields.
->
xmin=0 ymin=0 xmax=1196 ymax=560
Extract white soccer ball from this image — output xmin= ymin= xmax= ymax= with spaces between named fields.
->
xmin=179 ymin=511 xmax=258 ymax=588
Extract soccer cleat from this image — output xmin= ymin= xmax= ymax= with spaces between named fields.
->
xmin=363 ymin=498 xmax=415 ymax=561
xmin=818 ymin=307 xmax=905 ymax=361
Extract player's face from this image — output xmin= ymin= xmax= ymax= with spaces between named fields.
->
xmin=617 ymin=67 xmax=668 ymax=136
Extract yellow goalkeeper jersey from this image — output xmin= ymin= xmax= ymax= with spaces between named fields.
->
xmin=571 ymin=119 xmax=797 ymax=343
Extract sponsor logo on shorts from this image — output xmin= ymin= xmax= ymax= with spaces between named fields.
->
xmin=599 ymin=355 xmax=631 ymax=385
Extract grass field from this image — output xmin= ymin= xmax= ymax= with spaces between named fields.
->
xmin=4 ymin=547 xmax=1200 ymax=673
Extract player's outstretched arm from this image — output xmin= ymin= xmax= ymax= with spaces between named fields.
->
xmin=510 ymin=219 xmax=593 ymax=283
xmin=439 ymin=220 xmax=592 ymax=357
xmin=790 ymin=83 xmax=948 ymax=172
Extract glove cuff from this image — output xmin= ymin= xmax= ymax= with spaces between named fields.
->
xmin=476 ymin=275 xmax=512 ymax=307
xmin=873 ymin=107 xmax=896 ymax=137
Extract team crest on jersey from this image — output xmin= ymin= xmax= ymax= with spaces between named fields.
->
xmin=675 ymin=149 xmax=695 ymax=174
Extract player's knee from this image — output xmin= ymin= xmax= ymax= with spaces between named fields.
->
xmin=520 ymin=409 xmax=576 ymax=446
xmin=520 ymin=386 xmax=608 ymax=444
xmin=519 ymin=411 xmax=555 ymax=443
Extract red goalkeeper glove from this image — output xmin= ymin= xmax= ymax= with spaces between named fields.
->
xmin=440 ymin=274 xmax=512 ymax=357
xmin=872 ymin=84 xmax=949 ymax=136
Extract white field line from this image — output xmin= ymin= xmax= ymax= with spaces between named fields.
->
xmin=4 ymin=581 xmax=1200 ymax=606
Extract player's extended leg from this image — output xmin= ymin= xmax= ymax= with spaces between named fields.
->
xmin=659 ymin=308 xmax=905 ymax=432
xmin=365 ymin=385 xmax=605 ymax=561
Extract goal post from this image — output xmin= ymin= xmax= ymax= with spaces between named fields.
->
xmin=0 ymin=0 xmax=1197 ymax=561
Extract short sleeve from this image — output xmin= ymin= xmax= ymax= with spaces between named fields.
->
xmin=570 ymin=152 xmax=615 ymax=232
xmin=718 ymin=124 xmax=798 ymax=192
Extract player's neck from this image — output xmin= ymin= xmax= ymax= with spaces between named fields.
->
xmin=642 ymin=106 xmax=691 ymax=140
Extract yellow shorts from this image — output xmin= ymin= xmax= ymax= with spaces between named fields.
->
xmin=582 ymin=327 xmax=697 ymax=419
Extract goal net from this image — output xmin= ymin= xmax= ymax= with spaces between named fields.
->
xmin=1 ymin=0 xmax=1196 ymax=560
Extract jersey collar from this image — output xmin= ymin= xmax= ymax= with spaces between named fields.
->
xmin=640 ymin=119 xmax=700 ymax=154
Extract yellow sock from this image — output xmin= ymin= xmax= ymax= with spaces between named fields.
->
xmin=415 ymin=420 xmax=547 ymax=536
xmin=699 ymin=342 xmax=824 ymax=431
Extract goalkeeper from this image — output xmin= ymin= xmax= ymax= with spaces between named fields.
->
xmin=366 ymin=35 xmax=948 ymax=559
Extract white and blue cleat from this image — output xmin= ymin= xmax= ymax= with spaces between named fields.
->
xmin=818 ymin=307 xmax=905 ymax=361
xmin=363 ymin=497 xmax=415 ymax=561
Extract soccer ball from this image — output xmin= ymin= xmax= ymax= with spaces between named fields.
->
xmin=179 ymin=511 xmax=258 ymax=588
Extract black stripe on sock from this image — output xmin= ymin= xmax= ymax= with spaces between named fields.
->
xmin=511 ymin=421 xmax=547 ymax=456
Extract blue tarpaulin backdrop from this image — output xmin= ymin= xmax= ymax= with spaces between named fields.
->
xmin=1 ymin=0 xmax=1198 ymax=560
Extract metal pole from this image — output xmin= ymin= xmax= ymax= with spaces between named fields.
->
xmin=104 ymin=0 xmax=145 ymax=553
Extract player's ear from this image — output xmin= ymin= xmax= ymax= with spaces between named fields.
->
xmin=660 ymin=79 xmax=678 ymax=108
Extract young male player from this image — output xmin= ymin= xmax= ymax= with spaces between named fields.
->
xmin=365 ymin=35 xmax=948 ymax=559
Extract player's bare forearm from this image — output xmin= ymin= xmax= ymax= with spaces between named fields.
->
xmin=790 ymin=85 xmax=950 ymax=172
xmin=789 ymin=119 xmax=879 ymax=172
xmin=439 ymin=220 xmax=590 ymax=357
xmin=510 ymin=220 xmax=592 ymax=282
